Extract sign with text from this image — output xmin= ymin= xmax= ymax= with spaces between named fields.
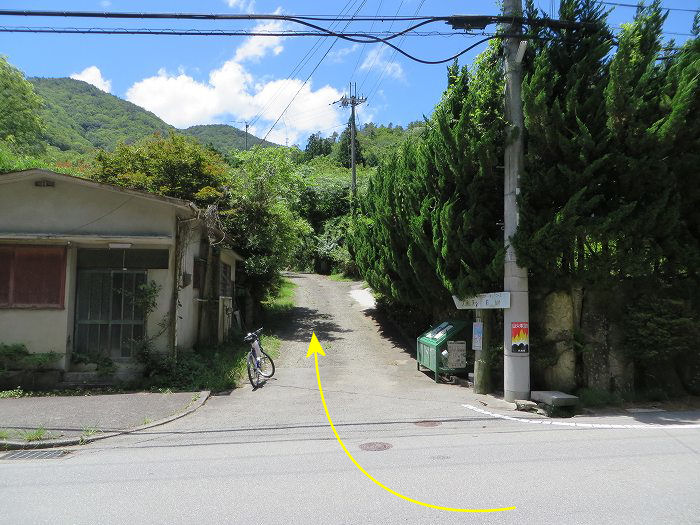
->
xmin=472 ymin=322 xmax=483 ymax=351
xmin=447 ymin=341 xmax=467 ymax=368
xmin=511 ymin=322 xmax=529 ymax=354
xmin=452 ymin=292 xmax=511 ymax=310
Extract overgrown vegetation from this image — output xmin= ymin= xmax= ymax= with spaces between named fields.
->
xmin=0 ymin=344 xmax=61 ymax=371
xmin=350 ymin=0 xmax=700 ymax=397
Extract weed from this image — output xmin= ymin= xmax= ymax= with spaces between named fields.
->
xmin=142 ymin=418 xmax=152 ymax=425
xmin=0 ymin=429 xmax=9 ymax=440
xmin=329 ymin=273 xmax=355 ymax=282
xmin=18 ymin=427 xmax=50 ymax=442
xmin=261 ymin=277 xmax=297 ymax=315
xmin=577 ymin=387 xmax=623 ymax=408
xmin=0 ymin=387 xmax=24 ymax=399
xmin=81 ymin=426 xmax=100 ymax=437
xmin=191 ymin=392 xmax=200 ymax=402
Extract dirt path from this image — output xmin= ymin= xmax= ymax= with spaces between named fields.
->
xmin=274 ymin=272 xmax=409 ymax=370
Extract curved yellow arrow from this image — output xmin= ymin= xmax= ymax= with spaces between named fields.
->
xmin=306 ymin=332 xmax=515 ymax=513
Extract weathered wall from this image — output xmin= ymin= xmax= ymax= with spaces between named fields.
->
xmin=0 ymin=170 xmax=176 ymax=238
xmin=540 ymin=290 xmax=576 ymax=392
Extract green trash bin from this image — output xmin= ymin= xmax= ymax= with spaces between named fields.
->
xmin=416 ymin=320 xmax=469 ymax=382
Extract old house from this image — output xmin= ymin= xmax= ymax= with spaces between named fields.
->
xmin=0 ymin=169 xmax=244 ymax=385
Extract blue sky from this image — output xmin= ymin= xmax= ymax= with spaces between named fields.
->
xmin=0 ymin=0 xmax=696 ymax=147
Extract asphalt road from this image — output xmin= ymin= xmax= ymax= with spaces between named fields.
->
xmin=1 ymin=273 xmax=699 ymax=524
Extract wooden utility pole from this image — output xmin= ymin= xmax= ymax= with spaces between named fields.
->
xmin=502 ymin=0 xmax=531 ymax=402
xmin=336 ymin=83 xmax=366 ymax=199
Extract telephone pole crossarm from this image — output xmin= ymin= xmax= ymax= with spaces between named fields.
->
xmin=334 ymin=83 xmax=367 ymax=200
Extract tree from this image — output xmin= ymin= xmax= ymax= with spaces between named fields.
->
xmin=303 ymin=132 xmax=334 ymax=161
xmin=334 ymin=118 xmax=364 ymax=168
xmin=221 ymin=147 xmax=311 ymax=300
xmin=0 ymin=56 xmax=45 ymax=153
xmin=93 ymin=132 xmax=228 ymax=205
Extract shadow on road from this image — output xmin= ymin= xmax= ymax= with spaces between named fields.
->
xmin=268 ymin=305 xmax=352 ymax=343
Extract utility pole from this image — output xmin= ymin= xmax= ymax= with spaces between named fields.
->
xmin=244 ymin=121 xmax=249 ymax=150
xmin=502 ymin=0 xmax=530 ymax=402
xmin=335 ymin=83 xmax=366 ymax=199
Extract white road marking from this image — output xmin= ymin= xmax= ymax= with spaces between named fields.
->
xmin=463 ymin=404 xmax=700 ymax=430
xmin=349 ymin=288 xmax=376 ymax=310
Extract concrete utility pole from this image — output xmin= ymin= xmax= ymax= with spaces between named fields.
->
xmin=336 ymin=83 xmax=366 ymax=199
xmin=244 ymin=121 xmax=249 ymax=150
xmin=502 ymin=0 xmax=531 ymax=402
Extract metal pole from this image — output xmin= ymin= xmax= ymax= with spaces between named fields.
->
xmin=351 ymin=99 xmax=357 ymax=199
xmin=502 ymin=0 xmax=530 ymax=402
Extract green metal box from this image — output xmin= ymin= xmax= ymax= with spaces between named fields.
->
xmin=416 ymin=320 xmax=469 ymax=382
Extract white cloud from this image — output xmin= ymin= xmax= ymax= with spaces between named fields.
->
xmin=234 ymin=18 xmax=285 ymax=63
xmin=327 ymin=44 xmax=359 ymax=63
xmin=360 ymin=47 xmax=404 ymax=81
xmin=100 ymin=0 xmax=111 ymax=7
xmin=70 ymin=66 xmax=112 ymax=93
xmin=126 ymin=44 xmax=343 ymax=144
xmin=226 ymin=0 xmax=255 ymax=12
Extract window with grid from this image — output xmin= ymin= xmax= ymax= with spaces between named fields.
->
xmin=0 ymin=246 xmax=66 ymax=308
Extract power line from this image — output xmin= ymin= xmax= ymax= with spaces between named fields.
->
xmin=0 ymin=10 xmax=438 ymax=22
xmin=367 ymin=0 xmax=427 ymax=103
xmin=348 ymin=0 xmax=383 ymax=85
xmin=248 ymin=0 xmax=359 ymax=128
xmin=599 ymin=2 xmax=700 ymax=13
xmin=358 ymin=0 xmax=404 ymax=93
xmin=258 ymin=1 xmax=368 ymax=144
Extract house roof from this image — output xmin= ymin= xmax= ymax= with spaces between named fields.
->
xmin=0 ymin=169 xmax=199 ymax=214
xmin=1 ymin=169 xmax=244 ymax=260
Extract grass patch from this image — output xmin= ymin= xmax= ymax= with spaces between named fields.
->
xmin=261 ymin=277 xmax=297 ymax=315
xmin=140 ymin=342 xmax=251 ymax=393
xmin=18 ymin=427 xmax=51 ymax=442
xmin=0 ymin=387 xmax=24 ymax=399
xmin=260 ymin=334 xmax=282 ymax=358
xmin=577 ymin=387 xmax=623 ymax=408
xmin=0 ymin=429 xmax=9 ymax=440
xmin=328 ymin=272 xmax=355 ymax=282
xmin=81 ymin=426 xmax=100 ymax=437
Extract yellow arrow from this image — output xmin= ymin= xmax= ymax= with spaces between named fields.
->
xmin=307 ymin=332 xmax=515 ymax=513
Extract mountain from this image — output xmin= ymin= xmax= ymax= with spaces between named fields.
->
xmin=182 ymin=124 xmax=275 ymax=152
xmin=28 ymin=77 xmax=275 ymax=153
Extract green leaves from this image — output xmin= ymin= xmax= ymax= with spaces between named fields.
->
xmin=0 ymin=57 xmax=45 ymax=154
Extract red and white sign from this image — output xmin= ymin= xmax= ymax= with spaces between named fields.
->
xmin=511 ymin=322 xmax=529 ymax=354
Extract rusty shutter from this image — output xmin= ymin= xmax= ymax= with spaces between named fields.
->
xmin=12 ymin=247 xmax=66 ymax=307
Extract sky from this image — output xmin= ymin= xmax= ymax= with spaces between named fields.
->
xmin=0 ymin=0 xmax=696 ymax=147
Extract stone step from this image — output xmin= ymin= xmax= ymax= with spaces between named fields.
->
xmin=531 ymin=390 xmax=579 ymax=407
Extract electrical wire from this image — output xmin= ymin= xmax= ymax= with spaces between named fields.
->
xmin=358 ymin=0 xmax=403 ymax=93
xmin=366 ymin=0 xmax=427 ymax=103
xmin=248 ymin=0 xmax=360 ymax=128
xmin=598 ymin=2 xmax=700 ymax=13
xmin=258 ymin=0 xmax=368 ymax=144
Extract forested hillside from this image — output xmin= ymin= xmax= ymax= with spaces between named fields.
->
xmin=30 ymin=78 xmax=172 ymax=152
xmin=29 ymin=77 xmax=274 ymax=153
xmin=350 ymin=0 xmax=700 ymax=399
xmin=183 ymin=124 xmax=276 ymax=152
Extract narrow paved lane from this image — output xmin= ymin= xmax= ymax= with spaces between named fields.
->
xmin=2 ymin=273 xmax=699 ymax=524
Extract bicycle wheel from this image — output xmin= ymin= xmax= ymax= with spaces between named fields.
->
xmin=247 ymin=353 xmax=261 ymax=388
xmin=258 ymin=350 xmax=275 ymax=378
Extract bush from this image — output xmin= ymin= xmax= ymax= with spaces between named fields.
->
xmin=0 ymin=343 xmax=61 ymax=371
xmin=577 ymin=387 xmax=622 ymax=408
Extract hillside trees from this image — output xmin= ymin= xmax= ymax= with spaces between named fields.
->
xmin=221 ymin=147 xmax=311 ymax=300
xmin=0 ymin=56 xmax=44 ymax=154
xmin=351 ymin=43 xmax=506 ymax=316
xmin=93 ymin=132 xmax=228 ymax=204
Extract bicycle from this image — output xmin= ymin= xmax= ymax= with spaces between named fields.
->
xmin=243 ymin=327 xmax=275 ymax=389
